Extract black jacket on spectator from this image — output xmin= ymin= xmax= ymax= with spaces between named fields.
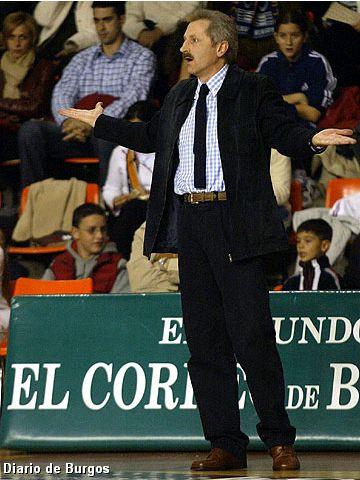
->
xmin=343 ymin=234 xmax=360 ymax=289
xmin=283 ymin=255 xmax=341 ymax=291
xmin=94 ymin=64 xmax=315 ymax=261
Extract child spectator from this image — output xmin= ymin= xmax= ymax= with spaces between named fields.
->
xmin=257 ymin=9 xmax=337 ymax=198
xmin=42 ymin=203 xmax=129 ymax=293
xmin=257 ymin=9 xmax=337 ymax=128
xmin=283 ymin=219 xmax=341 ymax=291
xmin=102 ymin=100 xmax=158 ymax=259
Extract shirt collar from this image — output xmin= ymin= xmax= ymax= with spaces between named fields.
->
xmin=196 ymin=64 xmax=229 ymax=98
xmin=94 ymin=36 xmax=131 ymax=59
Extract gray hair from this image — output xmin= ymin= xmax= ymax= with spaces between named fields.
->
xmin=187 ymin=9 xmax=238 ymax=64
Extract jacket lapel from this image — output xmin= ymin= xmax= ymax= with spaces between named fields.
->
xmin=172 ymin=79 xmax=197 ymax=141
xmin=217 ymin=65 xmax=245 ymax=134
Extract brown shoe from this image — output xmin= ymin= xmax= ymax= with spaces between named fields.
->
xmin=270 ymin=445 xmax=300 ymax=471
xmin=191 ymin=448 xmax=247 ymax=471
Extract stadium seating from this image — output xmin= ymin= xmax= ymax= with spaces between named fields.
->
xmin=325 ymin=178 xmax=360 ymax=208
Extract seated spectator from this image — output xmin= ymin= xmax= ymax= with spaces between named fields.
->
xmin=320 ymin=1 xmax=360 ymax=88
xmin=257 ymin=9 xmax=337 ymax=128
xmin=0 ymin=11 xmax=56 ymax=164
xmin=257 ymin=9 xmax=337 ymax=191
xmin=225 ymin=1 xmax=279 ymax=70
xmin=123 ymin=1 xmax=201 ymax=99
xmin=18 ymin=2 xmax=156 ymax=188
xmin=283 ymin=219 xmax=341 ymax=291
xmin=34 ymin=1 xmax=98 ymax=67
xmin=127 ymin=222 xmax=179 ymax=293
xmin=102 ymin=100 xmax=157 ymax=259
xmin=42 ymin=203 xmax=129 ymax=294
xmin=123 ymin=1 xmax=201 ymax=49
xmin=0 ymin=229 xmax=10 ymax=340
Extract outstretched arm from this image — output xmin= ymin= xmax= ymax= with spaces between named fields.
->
xmin=59 ymin=102 xmax=159 ymax=153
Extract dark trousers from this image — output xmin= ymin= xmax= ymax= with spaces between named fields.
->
xmin=177 ymin=200 xmax=295 ymax=459
xmin=18 ymin=120 xmax=117 ymax=187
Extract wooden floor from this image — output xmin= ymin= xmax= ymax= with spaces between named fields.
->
xmin=0 ymin=451 xmax=359 ymax=479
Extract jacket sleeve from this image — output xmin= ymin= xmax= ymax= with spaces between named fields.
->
xmin=0 ymin=59 xmax=57 ymax=119
xmin=319 ymin=271 xmax=342 ymax=290
xmin=257 ymin=75 xmax=315 ymax=158
xmin=306 ymin=57 xmax=337 ymax=111
xmin=65 ymin=3 xmax=98 ymax=52
xmin=282 ymin=275 xmax=300 ymax=291
xmin=110 ymin=258 xmax=130 ymax=293
xmin=94 ymin=111 xmax=160 ymax=153
xmin=122 ymin=2 xmax=146 ymax=40
xmin=269 ymin=149 xmax=291 ymax=206
xmin=42 ymin=267 xmax=55 ymax=280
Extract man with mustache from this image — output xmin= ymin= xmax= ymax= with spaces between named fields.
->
xmin=60 ymin=9 xmax=356 ymax=472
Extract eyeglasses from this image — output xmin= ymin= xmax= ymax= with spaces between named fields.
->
xmin=78 ymin=226 xmax=107 ymax=235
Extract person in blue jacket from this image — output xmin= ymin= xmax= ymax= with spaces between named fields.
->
xmin=257 ymin=9 xmax=337 ymax=129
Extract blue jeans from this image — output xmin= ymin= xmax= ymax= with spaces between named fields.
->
xmin=18 ymin=120 xmax=117 ymax=187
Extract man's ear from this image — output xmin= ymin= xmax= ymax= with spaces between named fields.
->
xmin=217 ymin=40 xmax=229 ymax=58
xmin=119 ymin=14 xmax=126 ymax=27
xmin=71 ymin=226 xmax=79 ymax=241
xmin=321 ymin=239 xmax=331 ymax=254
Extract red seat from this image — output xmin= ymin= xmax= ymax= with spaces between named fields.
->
xmin=325 ymin=178 xmax=360 ymax=208
xmin=13 ymin=277 xmax=93 ymax=295
xmin=64 ymin=157 xmax=99 ymax=165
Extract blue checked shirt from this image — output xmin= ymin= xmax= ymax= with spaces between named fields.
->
xmin=52 ymin=37 xmax=156 ymax=125
xmin=175 ymin=64 xmax=229 ymax=194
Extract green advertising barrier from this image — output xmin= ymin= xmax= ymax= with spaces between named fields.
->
xmin=0 ymin=292 xmax=359 ymax=451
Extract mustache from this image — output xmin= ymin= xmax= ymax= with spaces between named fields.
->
xmin=182 ymin=52 xmax=194 ymax=60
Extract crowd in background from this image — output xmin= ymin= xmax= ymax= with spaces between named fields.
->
xmin=0 ymin=0 xmax=359 ymax=325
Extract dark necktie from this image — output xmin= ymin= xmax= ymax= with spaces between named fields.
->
xmin=193 ymin=83 xmax=209 ymax=189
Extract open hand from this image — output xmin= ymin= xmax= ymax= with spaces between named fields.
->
xmin=312 ymin=129 xmax=356 ymax=147
xmin=59 ymin=102 xmax=104 ymax=128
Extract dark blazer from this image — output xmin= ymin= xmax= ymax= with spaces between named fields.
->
xmin=95 ymin=64 xmax=316 ymax=261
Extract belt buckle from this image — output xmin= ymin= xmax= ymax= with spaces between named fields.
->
xmin=190 ymin=193 xmax=199 ymax=204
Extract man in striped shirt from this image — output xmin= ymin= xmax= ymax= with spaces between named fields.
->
xmin=18 ymin=1 xmax=156 ymax=187
xmin=59 ymin=9 xmax=356 ymax=472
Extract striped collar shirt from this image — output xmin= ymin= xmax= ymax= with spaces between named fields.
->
xmin=52 ymin=38 xmax=156 ymax=125
xmin=175 ymin=64 xmax=229 ymax=195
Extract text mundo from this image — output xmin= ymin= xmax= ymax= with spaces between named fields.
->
xmin=1 ymin=462 xmax=110 ymax=477
xmin=6 ymin=361 xmax=360 ymax=411
xmin=159 ymin=316 xmax=360 ymax=346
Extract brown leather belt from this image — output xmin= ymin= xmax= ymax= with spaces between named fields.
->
xmin=183 ymin=191 xmax=227 ymax=203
